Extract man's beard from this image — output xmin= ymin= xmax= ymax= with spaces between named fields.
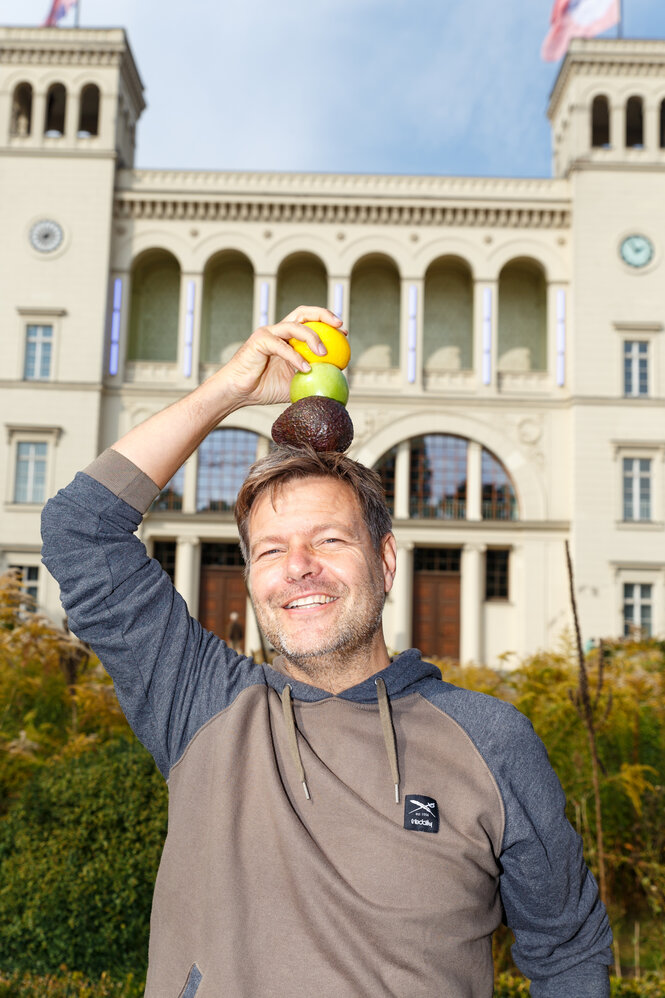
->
xmin=252 ymin=582 xmax=386 ymax=681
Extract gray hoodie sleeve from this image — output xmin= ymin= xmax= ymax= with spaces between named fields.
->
xmin=40 ymin=454 xmax=262 ymax=778
xmin=426 ymin=683 xmax=612 ymax=996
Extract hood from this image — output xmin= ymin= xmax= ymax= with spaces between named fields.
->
xmin=263 ymin=648 xmax=440 ymax=704
xmin=263 ymin=649 xmax=441 ymax=805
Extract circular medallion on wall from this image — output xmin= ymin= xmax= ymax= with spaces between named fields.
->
xmin=619 ymin=234 xmax=654 ymax=269
xmin=29 ymin=219 xmax=64 ymax=254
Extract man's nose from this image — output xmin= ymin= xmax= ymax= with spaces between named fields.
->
xmin=285 ymin=544 xmax=320 ymax=581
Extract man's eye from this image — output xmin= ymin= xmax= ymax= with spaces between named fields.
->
xmin=323 ymin=537 xmax=342 ymax=544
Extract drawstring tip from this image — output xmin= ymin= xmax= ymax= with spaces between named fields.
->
xmin=394 ymin=784 xmax=400 ymax=805
xmin=303 ymin=781 xmax=311 ymax=801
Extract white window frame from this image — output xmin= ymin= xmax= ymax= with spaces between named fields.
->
xmin=622 ymin=339 xmax=649 ymax=397
xmin=16 ymin=307 xmax=65 ymax=382
xmin=622 ymin=456 xmax=652 ymax=522
xmin=612 ymin=564 xmax=665 ymax=639
xmin=5 ymin=558 xmax=42 ymax=610
xmin=612 ymin=441 xmax=665 ymax=528
xmin=5 ymin=424 xmax=62 ymax=508
xmin=614 ymin=321 xmax=662 ymax=399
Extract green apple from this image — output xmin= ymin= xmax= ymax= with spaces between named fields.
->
xmin=290 ymin=363 xmax=349 ymax=406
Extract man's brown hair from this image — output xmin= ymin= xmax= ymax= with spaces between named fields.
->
xmin=235 ymin=445 xmax=392 ymax=565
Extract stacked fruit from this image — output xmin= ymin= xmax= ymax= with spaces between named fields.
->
xmin=271 ymin=321 xmax=354 ymax=452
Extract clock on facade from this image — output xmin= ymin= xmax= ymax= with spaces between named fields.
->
xmin=29 ymin=219 xmax=64 ymax=253
xmin=619 ymin=234 xmax=654 ymax=269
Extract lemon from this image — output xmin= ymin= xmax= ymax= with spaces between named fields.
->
xmin=289 ymin=321 xmax=351 ymax=370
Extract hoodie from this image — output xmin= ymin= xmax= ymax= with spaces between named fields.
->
xmin=40 ymin=450 xmax=612 ymax=998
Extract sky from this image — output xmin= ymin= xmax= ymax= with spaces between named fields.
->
xmin=6 ymin=0 xmax=665 ymax=178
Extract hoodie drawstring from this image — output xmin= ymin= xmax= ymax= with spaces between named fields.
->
xmin=375 ymin=677 xmax=400 ymax=804
xmin=281 ymin=684 xmax=311 ymax=800
xmin=280 ymin=679 xmax=400 ymax=805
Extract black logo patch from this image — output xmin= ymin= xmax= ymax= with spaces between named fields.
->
xmin=404 ymin=795 xmax=439 ymax=833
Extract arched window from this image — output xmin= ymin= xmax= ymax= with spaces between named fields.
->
xmin=128 ymin=250 xmax=180 ymax=362
xmin=78 ymin=84 xmax=100 ymax=136
xmin=481 ymin=449 xmax=517 ymax=521
xmin=44 ymin=83 xmax=66 ymax=136
xmin=374 ymin=436 xmax=520 ymax=523
xmin=591 ymin=95 xmax=610 ymax=148
xmin=410 ymin=435 xmax=467 ymax=520
xmin=498 ymin=259 xmax=547 ymax=373
xmin=201 ymin=251 xmax=254 ymax=366
xmin=276 ymin=253 xmax=327 ymax=320
xmin=626 ymin=96 xmax=644 ymax=148
xmin=423 ymin=257 xmax=473 ymax=372
xmin=11 ymin=83 xmax=32 ymax=137
xmin=349 ymin=255 xmax=400 ymax=369
xmin=196 ymin=428 xmax=261 ymax=512
xmin=659 ymin=99 xmax=665 ymax=149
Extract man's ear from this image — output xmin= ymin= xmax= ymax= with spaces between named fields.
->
xmin=380 ymin=533 xmax=397 ymax=594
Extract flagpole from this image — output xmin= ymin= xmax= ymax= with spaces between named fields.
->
xmin=75 ymin=0 xmax=80 ymax=27
xmin=617 ymin=0 xmax=623 ymax=38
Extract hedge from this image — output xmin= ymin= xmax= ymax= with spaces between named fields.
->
xmin=0 ymin=739 xmax=167 ymax=980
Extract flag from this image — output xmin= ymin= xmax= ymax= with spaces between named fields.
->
xmin=541 ymin=0 xmax=620 ymax=61
xmin=42 ymin=0 xmax=78 ymax=26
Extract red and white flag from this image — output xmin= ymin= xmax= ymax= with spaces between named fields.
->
xmin=42 ymin=0 xmax=78 ymax=26
xmin=541 ymin=0 xmax=620 ymax=61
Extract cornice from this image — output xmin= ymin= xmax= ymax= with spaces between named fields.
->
xmin=113 ymin=195 xmax=570 ymax=228
xmin=114 ymin=170 xmax=571 ymax=229
xmin=548 ymin=38 xmax=665 ymax=119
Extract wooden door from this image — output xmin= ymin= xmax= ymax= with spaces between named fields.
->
xmin=412 ymin=572 xmax=461 ymax=661
xmin=199 ymin=565 xmax=247 ymax=644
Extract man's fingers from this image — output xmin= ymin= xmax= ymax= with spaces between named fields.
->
xmin=249 ymin=328 xmax=312 ymax=373
xmin=282 ymin=305 xmax=343 ymax=328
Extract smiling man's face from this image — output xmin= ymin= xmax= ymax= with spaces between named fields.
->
xmin=247 ymin=476 xmax=396 ymax=687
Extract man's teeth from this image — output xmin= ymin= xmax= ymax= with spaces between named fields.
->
xmin=285 ymin=595 xmax=336 ymax=609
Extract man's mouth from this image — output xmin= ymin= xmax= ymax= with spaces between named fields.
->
xmin=283 ymin=595 xmax=338 ymax=610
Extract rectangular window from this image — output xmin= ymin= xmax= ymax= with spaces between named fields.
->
xmin=623 ymin=583 xmax=652 ymax=637
xmin=14 ymin=442 xmax=48 ymax=503
xmin=9 ymin=565 xmax=39 ymax=605
xmin=24 ymin=324 xmax=53 ymax=380
xmin=485 ymin=549 xmax=509 ymax=600
xmin=623 ymin=341 xmax=648 ymax=397
xmin=622 ymin=457 xmax=651 ymax=521
xmin=152 ymin=467 xmax=185 ymax=512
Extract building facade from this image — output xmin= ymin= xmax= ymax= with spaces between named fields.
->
xmin=1 ymin=26 xmax=663 ymax=664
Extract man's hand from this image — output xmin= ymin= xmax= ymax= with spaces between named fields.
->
xmin=222 ymin=306 xmax=346 ymax=408
xmin=110 ymin=306 xmax=347 ymax=488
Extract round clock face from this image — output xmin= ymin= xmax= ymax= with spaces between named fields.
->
xmin=29 ymin=219 xmax=64 ymax=254
xmin=620 ymin=234 xmax=654 ymax=269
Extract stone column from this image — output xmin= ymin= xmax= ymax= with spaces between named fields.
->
xmin=245 ymin=593 xmax=264 ymax=660
xmin=175 ymin=536 xmax=201 ymax=616
xmin=394 ymin=439 xmax=411 ymax=521
xmin=460 ymin=543 xmax=485 ymax=664
xmin=548 ymin=283 xmax=567 ymax=389
xmin=466 ymin=441 xmax=482 ymax=521
xmin=390 ymin=542 xmax=414 ymax=653
xmin=475 ymin=281 xmax=497 ymax=392
xmin=255 ymin=276 xmax=276 ymax=326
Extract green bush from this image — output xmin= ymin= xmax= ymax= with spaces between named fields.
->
xmin=0 ymin=738 xmax=167 ymax=980
xmin=493 ymin=975 xmax=665 ymax=997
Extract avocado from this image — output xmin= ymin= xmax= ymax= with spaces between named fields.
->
xmin=271 ymin=396 xmax=354 ymax=452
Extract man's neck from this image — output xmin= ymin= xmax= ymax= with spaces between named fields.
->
xmin=275 ymin=635 xmax=391 ymax=694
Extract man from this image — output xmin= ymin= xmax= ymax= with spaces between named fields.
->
xmin=41 ymin=306 xmax=612 ymax=997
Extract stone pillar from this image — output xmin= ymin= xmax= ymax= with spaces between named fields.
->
xmin=399 ymin=279 xmax=423 ymax=391
xmin=460 ymin=543 xmax=485 ymax=664
xmin=181 ymin=273 xmax=203 ymax=382
xmin=329 ymin=278 xmax=349 ymax=324
xmin=394 ymin=439 xmax=411 ymax=521
xmin=181 ymin=455 xmax=198 ymax=514
xmin=255 ymin=276 xmax=276 ymax=326
xmin=466 ymin=441 xmax=482 ymax=521
xmin=475 ymin=281 xmax=497 ymax=391
xmin=175 ymin=536 xmax=201 ymax=616
xmin=390 ymin=542 xmax=414 ymax=652
xmin=611 ymin=101 xmax=624 ymax=152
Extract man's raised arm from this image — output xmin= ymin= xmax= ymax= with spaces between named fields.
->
xmin=110 ymin=306 xmax=343 ymax=486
